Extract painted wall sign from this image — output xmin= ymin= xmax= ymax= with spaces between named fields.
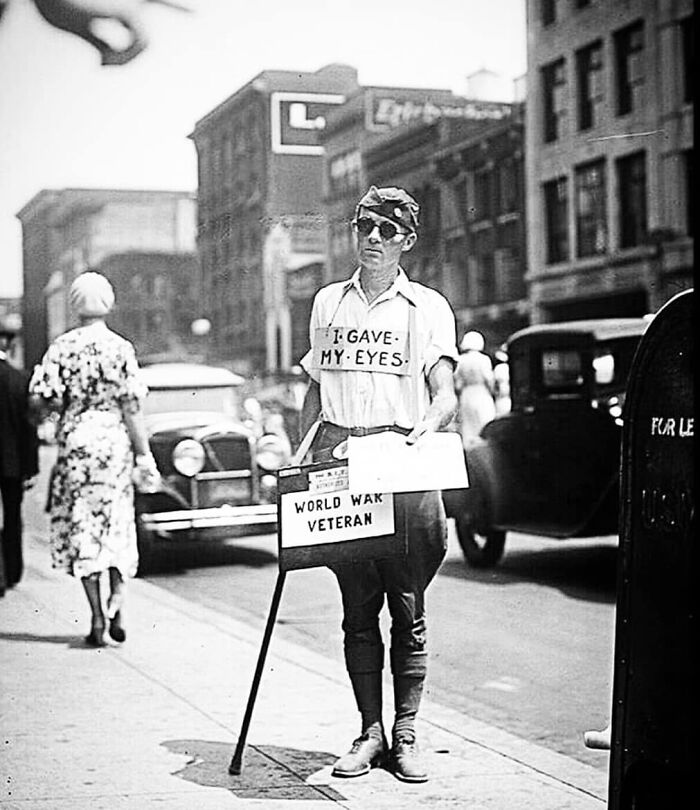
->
xmin=270 ymin=92 xmax=346 ymax=155
xmin=310 ymin=326 xmax=410 ymax=375
xmin=368 ymin=96 xmax=512 ymax=131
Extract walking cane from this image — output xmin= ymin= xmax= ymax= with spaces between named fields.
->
xmin=228 ymin=418 xmax=321 ymax=775
xmin=228 ymin=569 xmax=286 ymax=774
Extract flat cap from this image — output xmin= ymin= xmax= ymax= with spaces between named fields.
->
xmin=355 ymin=185 xmax=420 ymax=232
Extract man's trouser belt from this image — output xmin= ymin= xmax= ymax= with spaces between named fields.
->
xmin=319 ymin=421 xmax=411 ymax=440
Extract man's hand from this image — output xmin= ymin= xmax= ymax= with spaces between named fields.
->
xmin=405 ymin=418 xmax=437 ymax=446
xmin=406 ymin=357 xmax=457 ymax=445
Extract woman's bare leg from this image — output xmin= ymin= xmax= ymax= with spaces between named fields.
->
xmin=81 ymin=573 xmax=106 ymax=646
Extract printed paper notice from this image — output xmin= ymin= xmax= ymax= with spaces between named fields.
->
xmin=308 ymin=465 xmax=349 ymax=493
xmin=347 ymin=431 xmax=469 ymax=494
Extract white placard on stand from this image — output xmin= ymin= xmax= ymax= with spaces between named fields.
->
xmin=347 ymin=431 xmax=469 ymax=494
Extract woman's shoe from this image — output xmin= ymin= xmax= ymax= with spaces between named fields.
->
xmin=108 ymin=611 xmax=126 ymax=643
xmin=85 ymin=625 xmax=107 ymax=647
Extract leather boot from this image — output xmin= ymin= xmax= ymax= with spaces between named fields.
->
xmin=332 ymin=671 xmax=386 ymax=777
xmin=390 ymin=674 xmax=428 ymax=782
xmin=350 ymin=671 xmax=383 ymax=732
xmin=332 ymin=730 xmax=388 ymax=777
xmin=391 ymin=736 xmax=428 ymax=783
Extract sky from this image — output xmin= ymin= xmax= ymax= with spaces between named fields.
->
xmin=0 ymin=0 xmax=527 ymax=298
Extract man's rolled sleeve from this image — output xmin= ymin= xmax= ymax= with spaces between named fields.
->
xmin=299 ymin=291 xmax=323 ymax=383
xmin=423 ymin=293 xmax=459 ymax=375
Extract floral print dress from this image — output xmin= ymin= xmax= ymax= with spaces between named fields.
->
xmin=29 ymin=322 xmax=147 ymax=579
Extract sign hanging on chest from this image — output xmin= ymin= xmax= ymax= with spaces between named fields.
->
xmin=311 ymin=326 xmax=410 ymax=375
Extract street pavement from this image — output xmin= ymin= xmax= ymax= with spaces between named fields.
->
xmin=2 ymin=501 xmax=610 ymax=808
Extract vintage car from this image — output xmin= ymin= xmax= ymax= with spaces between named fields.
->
xmin=442 ymin=317 xmax=650 ymax=568
xmin=134 ymin=362 xmax=292 ymax=573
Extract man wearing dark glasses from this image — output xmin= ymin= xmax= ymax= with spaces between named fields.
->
xmin=299 ymin=186 xmax=458 ymax=783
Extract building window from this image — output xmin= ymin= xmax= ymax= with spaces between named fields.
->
xmin=474 ymin=166 xmax=494 ymax=220
xmin=575 ymin=159 xmax=607 ymax=257
xmin=495 ymin=220 xmax=524 ymax=300
xmin=617 ymin=151 xmax=647 ymax=248
xmin=680 ymin=16 xmax=694 ymax=105
xmin=328 ymin=149 xmax=362 ymax=196
xmin=212 ymin=142 xmax=222 ymax=183
xmin=683 ymin=149 xmax=694 ymax=237
xmin=543 ymin=177 xmax=569 ymax=263
xmin=472 ymin=229 xmax=495 ymax=305
xmin=153 ymin=275 xmax=167 ymax=298
xmin=576 ymin=40 xmax=604 ymax=130
xmin=198 ymin=145 xmax=210 ymax=196
xmin=330 ymin=219 xmax=351 ymax=257
xmin=446 ymin=237 xmax=468 ymax=306
xmin=615 ymin=20 xmax=645 ymax=116
xmin=575 ymin=0 xmax=591 ymax=8
xmin=497 ymin=157 xmax=520 ymax=214
xmin=223 ymin=138 xmax=232 ymax=189
xmin=541 ymin=0 xmax=557 ymax=26
xmin=542 ymin=58 xmax=567 ymax=143
xmin=420 ymin=185 xmax=441 ymax=233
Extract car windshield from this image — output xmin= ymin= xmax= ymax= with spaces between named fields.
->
xmin=534 ymin=340 xmax=633 ymax=400
xmin=143 ymin=385 xmax=240 ymax=416
xmin=541 ymin=349 xmax=584 ymax=390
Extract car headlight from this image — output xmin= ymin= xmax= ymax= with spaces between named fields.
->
xmin=605 ymin=396 xmax=623 ymax=420
xmin=255 ymin=434 xmax=289 ymax=471
xmin=172 ymin=439 xmax=206 ymax=477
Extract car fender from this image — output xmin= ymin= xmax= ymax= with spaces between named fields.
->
xmin=442 ymin=437 xmax=507 ymax=530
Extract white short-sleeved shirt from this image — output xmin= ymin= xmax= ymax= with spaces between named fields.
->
xmin=300 ymin=267 xmax=458 ymax=429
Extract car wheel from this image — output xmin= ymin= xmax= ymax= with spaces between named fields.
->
xmin=454 ymin=514 xmax=506 ymax=568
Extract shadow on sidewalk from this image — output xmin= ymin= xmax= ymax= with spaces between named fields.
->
xmin=162 ymin=739 xmax=345 ymax=801
xmin=0 ymin=630 xmax=110 ymax=649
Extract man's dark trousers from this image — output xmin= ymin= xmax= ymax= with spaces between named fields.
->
xmin=1 ymin=477 xmax=24 ymax=586
xmin=1 ymin=354 xmax=39 ymax=589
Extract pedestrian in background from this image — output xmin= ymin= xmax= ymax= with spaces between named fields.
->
xmin=28 ymin=272 xmax=157 ymax=645
xmin=0 ymin=320 xmax=39 ymax=596
xmin=454 ymin=330 xmax=496 ymax=448
xmin=300 ymin=186 xmax=458 ymax=783
xmin=492 ymin=346 xmax=511 ymax=416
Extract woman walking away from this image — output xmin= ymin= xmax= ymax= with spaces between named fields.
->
xmin=29 ymin=272 xmax=157 ymax=647
xmin=454 ymin=331 xmax=496 ymax=448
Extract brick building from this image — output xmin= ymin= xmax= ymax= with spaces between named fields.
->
xmin=320 ymin=88 xmax=525 ymax=352
xmin=432 ymin=104 xmax=529 ymax=348
xmin=98 ymin=251 xmax=200 ymax=361
xmin=189 ymin=64 xmax=360 ymax=375
xmin=16 ymin=189 xmax=197 ymax=368
xmin=319 ymin=86 xmax=472 ymax=284
xmin=525 ymin=0 xmax=694 ymax=323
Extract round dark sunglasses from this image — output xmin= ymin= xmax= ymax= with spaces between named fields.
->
xmin=353 ymin=217 xmax=409 ymax=240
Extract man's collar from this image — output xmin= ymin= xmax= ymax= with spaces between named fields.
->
xmin=345 ymin=266 xmax=417 ymax=305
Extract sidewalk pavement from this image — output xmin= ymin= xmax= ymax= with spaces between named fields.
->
xmin=1 ymin=535 xmax=609 ymax=809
